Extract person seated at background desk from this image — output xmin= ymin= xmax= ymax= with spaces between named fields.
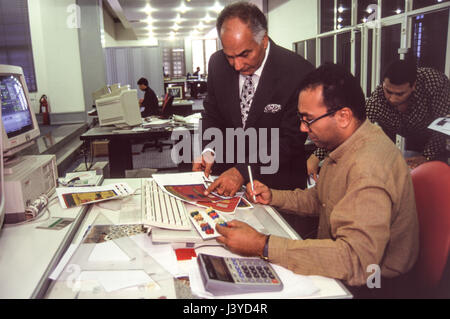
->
xmin=193 ymin=2 xmax=313 ymax=196
xmin=193 ymin=66 xmax=201 ymax=76
xmin=137 ymin=77 xmax=159 ymax=117
xmin=307 ymin=58 xmax=450 ymax=177
xmin=366 ymin=59 xmax=450 ymax=168
xmin=216 ymin=64 xmax=419 ymax=298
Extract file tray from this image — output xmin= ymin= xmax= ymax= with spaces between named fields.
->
xmin=47 ymin=213 xmax=175 ymax=299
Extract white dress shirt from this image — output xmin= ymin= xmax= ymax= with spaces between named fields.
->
xmin=238 ymin=41 xmax=270 ymax=94
xmin=203 ymin=42 xmax=271 ymax=157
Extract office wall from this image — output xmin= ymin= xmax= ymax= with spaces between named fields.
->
xmin=27 ymin=0 xmax=85 ymax=118
xmin=267 ymin=0 xmax=318 ymax=50
xmin=104 ymin=47 xmax=164 ymax=98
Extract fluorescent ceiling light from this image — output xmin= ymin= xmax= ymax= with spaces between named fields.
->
xmin=197 ymin=21 xmax=205 ymax=30
xmin=177 ymin=2 xmax=190 ymax=14
xmin=211 ymin=2 xmax=224 ymax=13
xmin=204 ymin=13 xmax=214 ymax=23
xmin=143 ymin=4 xmax=155 ymax=14
xmin=174 ymin=13 xmax=183 ymax=23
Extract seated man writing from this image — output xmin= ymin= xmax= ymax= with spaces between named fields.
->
xmin=216 ymin=64 xmax=419 ymax=298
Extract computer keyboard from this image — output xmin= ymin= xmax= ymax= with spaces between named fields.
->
xmin=141 ymin=179 xmax=191 ymax=230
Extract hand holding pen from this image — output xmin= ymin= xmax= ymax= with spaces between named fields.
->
xmin=247 ymin=165 xmax=257 ymax=202
xmin=245 ymin=180 xmax=272 ymax=205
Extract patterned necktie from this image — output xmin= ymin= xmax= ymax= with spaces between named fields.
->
xmin=240 ymin=75 xmax=255 ymax=127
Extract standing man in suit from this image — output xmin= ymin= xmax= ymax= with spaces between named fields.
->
xmin=137 ymin=77 xmax=159 ymax=118
xmin=193 ymin=2 xmax=314 ymax=196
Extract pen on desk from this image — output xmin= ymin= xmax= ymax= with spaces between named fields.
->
xmin=82 ymin=225 xmax=91 ymax=240
xmin=247 ymin=165 xmax=257 ymax=202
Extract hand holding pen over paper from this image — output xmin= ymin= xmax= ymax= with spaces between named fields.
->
xmin=245 ymin=180 xmax=272 ymax=205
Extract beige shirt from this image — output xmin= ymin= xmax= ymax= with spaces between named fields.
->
xmin=269 ymin=119 xmax=419 ymax=286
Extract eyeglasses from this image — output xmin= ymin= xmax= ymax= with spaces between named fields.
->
xmin=297 ymin=107 xmax=343 ymax=131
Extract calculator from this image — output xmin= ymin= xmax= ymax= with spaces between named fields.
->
xmin=197 ymin=253 xmax=283 ymax=296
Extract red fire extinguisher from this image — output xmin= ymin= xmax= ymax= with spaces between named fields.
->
xmin=40 ymin=94 xmax=50 ymax=125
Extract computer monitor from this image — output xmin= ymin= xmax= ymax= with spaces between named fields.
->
xmin=109 ymin=83 xmax=121 ymax=91
xmin=92 ymin=85 xmax=111 ymax=103
xmin=166 ymin=86 xmax=183 ymax=100
xmin=0 ymin=64 xmax=40 ymax=158
xmin=95 ymin=89 xmax=142 ymax=127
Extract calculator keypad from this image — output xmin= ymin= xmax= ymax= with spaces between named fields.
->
xmin=226 ymin=258 xmax=281 ymax=285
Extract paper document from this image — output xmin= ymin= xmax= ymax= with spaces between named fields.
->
xmin=142 ymin=118 xmax=171 ymax=128
xmin=77 ymin=270 xmax=157 ymax=293
xmin=428 ymin=116 xmax=450 ymax=136
xmin=151 ymin=172 xmax=243 ymax=213
xmin=88 ymin=241 xmax=132 ymax=262
xmin=188 ymin=259 xmax=319 ymax=299
xmin=58 ymin=171 xmax=103 ymax=187
xmin=130 ymin=234 xmax=181 ymax=277
xmin=56 ymin=183 xmax=134 ymax=208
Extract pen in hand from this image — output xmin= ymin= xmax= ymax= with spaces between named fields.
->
xmin=247 ymin=165 xmax=257 ymax=202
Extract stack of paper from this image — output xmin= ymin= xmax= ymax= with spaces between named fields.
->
xmin=58 ymin=171 xmax=103 ymax=187
xmin=142 ymin=118 xmax=171 ymax=128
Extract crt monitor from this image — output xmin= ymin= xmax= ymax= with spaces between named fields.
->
xmin=95 ymin=89 xmax=142 ymax=127
xmin=0 ymin=64 xmax=40 ymax=158
xmin=91 ymin=85 xmax=111 ymax=103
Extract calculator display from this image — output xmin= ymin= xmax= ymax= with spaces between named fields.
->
xmin=202 ymin=254 xmax=233 ymax=282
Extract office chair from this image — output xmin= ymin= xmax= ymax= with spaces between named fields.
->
xmin=141 ymin=94 xmax=174 ymax=153
xmin=410 ymin=161 xmax=450 ymax=296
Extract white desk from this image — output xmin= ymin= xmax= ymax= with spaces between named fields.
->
xmin=42 ymin=178 xmax=351 ymax=299
xmin=0 ymin=196 xmax=89 ymax=298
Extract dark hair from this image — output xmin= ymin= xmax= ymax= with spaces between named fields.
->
xmin=383 ymin=59 xmax=417 ymax=86
xmin=299 ymin=63 xmax=366 ymax=121
xmin=216 ymin=2 xmax=267 ymax=41
xmin=137 ymin=77 xmax=148 ymax=86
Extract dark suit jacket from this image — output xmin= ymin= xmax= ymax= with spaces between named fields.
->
xmin=141 ymin=87 xmax=159 ymax=117
xmin=201 ymin=40 xmax=314 ymax=190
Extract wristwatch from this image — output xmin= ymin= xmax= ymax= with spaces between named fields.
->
xmin=261 ymin=235 xmax=270 ymax=261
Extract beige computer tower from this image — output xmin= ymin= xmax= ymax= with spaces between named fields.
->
xmin=4 ymin=155 xmax=57 ymax=215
